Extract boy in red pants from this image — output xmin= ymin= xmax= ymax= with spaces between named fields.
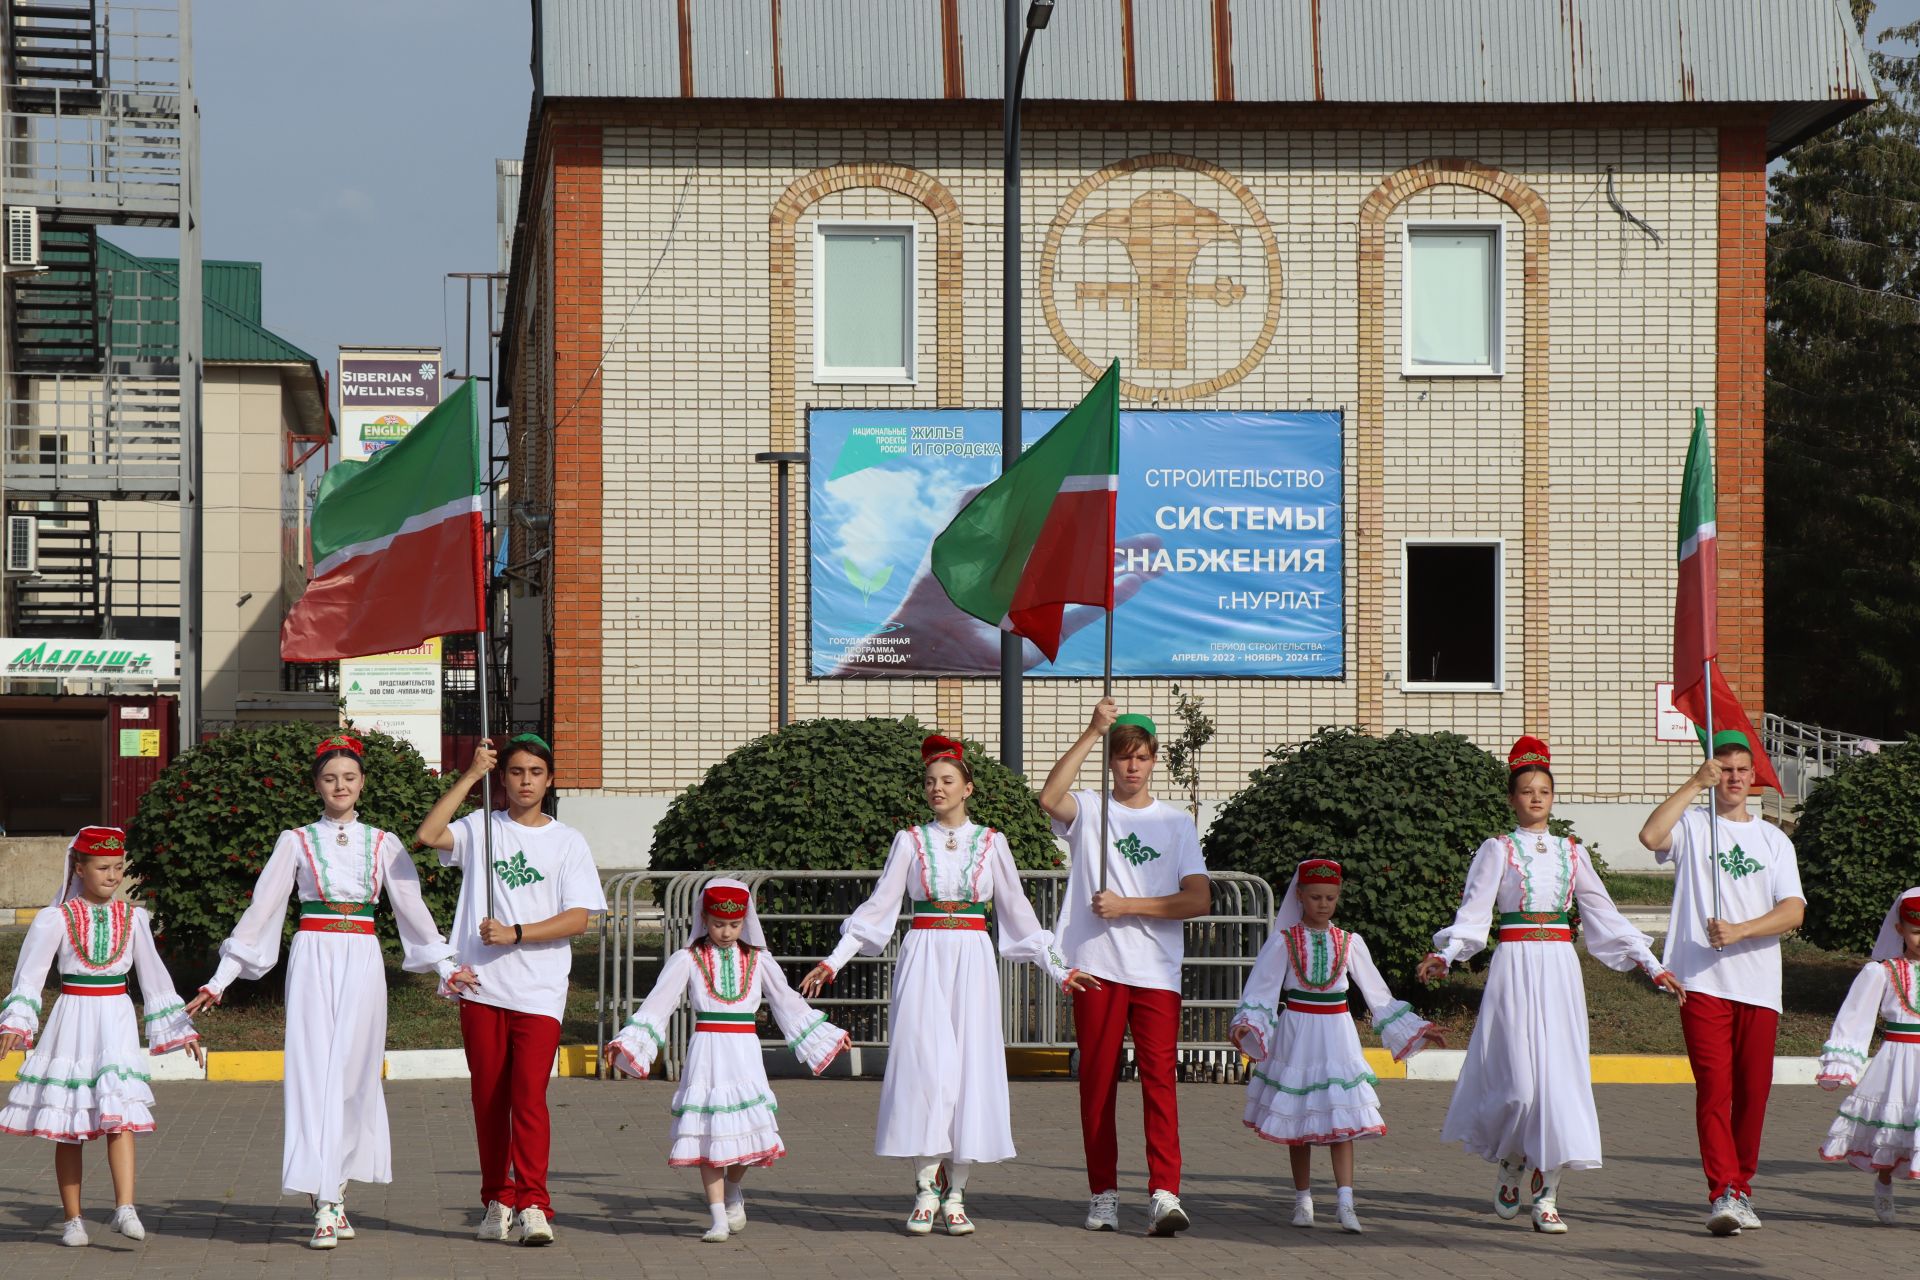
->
xmin=1041 ymin=699 xmax=1211 ymax=1236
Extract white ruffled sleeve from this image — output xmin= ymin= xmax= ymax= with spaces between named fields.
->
xmin=130 ymin=908 xmax=200 ymax=1054
xmin=1571 ymin=848 xmax=1664 ymax=979
xmin=821 ymin=831 xmax=914 ymax=977
xmin=760 ymin=953 xmax=850 ymax=1076
xmin=985 ymin=834 xmax=1075 ymax=987
xmin=0 ymin=909 xmax=60 ymax=1050
xmin=1229 ymin=924 xmax=1289 ymax=1062
xmin=605 ymin=949 xmax=693 ymax=1079
xmin=1819 ymin=962 xmax=1888 ymax=1092
xmin=1431 ymin=839 xmax=1504 ymax=966
xmin=379 ymin=832 xmax=458 ymax=979
xmin=1346 ymin=933 xmax=1434 ymax=1062
xmin=204 ymin=832 xmax=301 ymax=996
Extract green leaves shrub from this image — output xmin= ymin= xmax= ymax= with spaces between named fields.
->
xmin=126 ymin=722 xmax=464 ymax=971
xmin=1795 ymin=738 xmax=1920 ymax=955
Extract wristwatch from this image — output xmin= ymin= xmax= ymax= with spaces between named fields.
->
xmin=513 ymin=923 xmax=523 ymax=944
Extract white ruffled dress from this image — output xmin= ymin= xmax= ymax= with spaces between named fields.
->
xmin=607 ymin=943 xmax=848 ymax=1167
xmin=1431 ymin=831 xmax=1666 ymax=1172
xmin=1818 ymin=957 xmax=1920 ymax=1177
xmin=0 ymin=900 xmax=199 ymax=1143
xmin=1230 ymin=924 xmax=1432 ymax=1145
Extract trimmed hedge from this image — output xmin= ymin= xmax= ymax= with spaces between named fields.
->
xmin=1795 ymin=738 xmax=1920 ymax=955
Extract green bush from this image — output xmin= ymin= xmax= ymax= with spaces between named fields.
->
xmin=126 ymin=722 xmax=465 ymax=970
xmin=1795 ymin=737 xmax=1920 ymax=955
xmin=1203 ymin=726 xmax=1596 ymax=983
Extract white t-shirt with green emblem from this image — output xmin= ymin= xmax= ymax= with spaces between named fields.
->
xmin=443 ymin=810 xmax=607 ymax=1023
xmin=1051 ymin=789 xmax=1209 ymax=993
xmin=1659 ymin=807 xmax=1804 ymax=1013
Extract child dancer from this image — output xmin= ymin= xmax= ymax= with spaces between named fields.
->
xmin=1230 ymin=859 xmax=1444 ymax=1233
xmin=1817 ymin=885 xmax=1920 ymax=1223
xmin=0 ymin=826 xmax=204 ymax=1247
xmin=1418 ymin=736 xmax=1686 ymax=1234
xmin=185 ymin=734 xmax=476 ymax=1248
xmin=607 ymin=879 xmax=849 ymax=1242
xmin=800 ymin=733 xmax=1097 ymax=1236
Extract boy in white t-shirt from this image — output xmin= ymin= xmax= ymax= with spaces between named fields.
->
xmin=1639 ymin=735 xmax=1805 ymax=1239
xmin=1041 ymin=699 xmax=1211 ymax=1238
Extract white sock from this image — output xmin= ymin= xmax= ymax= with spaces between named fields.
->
xmin=1877 ymin=1182 xmax=1895 ymax=1200
xmin=1336 ymin=1186 xmax=1354 ymax=1210
xmin=725 ymin=1181 xmax=745 ymax=1208
xmin=946 ymin=1161 xmax=970 ymax=1195
xmin=708 ymin=1203 xmax=728 ymax=1232
xmin=1294 ymin=1188 xmax=1313 ymax=1207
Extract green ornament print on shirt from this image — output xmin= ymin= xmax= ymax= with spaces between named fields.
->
xmin=1717 ymin=844 xmax=1762 ymax=880
xmin=1116 ymin=832 xmax=1161 ymax=866
xmin=494 ymin=851 xmax=547 ymax=889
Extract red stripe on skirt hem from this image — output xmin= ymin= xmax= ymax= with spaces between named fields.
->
xmin=1 ymin=1119 xmax=156 ymax=1143
xmin=1244 ymin=1120 xmax=1387 ymax=1147
xmin=668 ymin=1143 xmax=786 ymax=1169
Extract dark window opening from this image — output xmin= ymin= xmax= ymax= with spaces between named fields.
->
xmin=1405 ymin=543 xmax=1499 ymax=685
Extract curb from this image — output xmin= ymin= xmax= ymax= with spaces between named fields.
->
xmin=1 ymin=1044 xmax=605 ymax=1084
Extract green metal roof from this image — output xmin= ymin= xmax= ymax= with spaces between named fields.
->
xmin=139 ymin=257 xmax=264 ymax=325
xmin=97 ymin=237 xmax=316 ymax=365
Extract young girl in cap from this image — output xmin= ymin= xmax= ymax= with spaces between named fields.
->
xmin=1418 ymin=736 xmax=1686 ymax=1234
xmin=0 ymin=826 xmax=204 ymax=1247
xmin=186 ymin=734 xmax=476 ymax=1249
xmin=607 ymin=878 xmax=849 ymax=1242
xmin=801 ymin=733 xmax=1097 ymax=1237
xmin=1230 ymin=859 xmax=1444 ymax=1234
xmin=1817 ymin=886 xmax=1920 ymax=1223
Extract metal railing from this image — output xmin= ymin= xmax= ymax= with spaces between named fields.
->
xmin=597 ymin=867 xmax=1276 ymax=1082
xmin=1760 ymin=712 xmax=1884 ymax=820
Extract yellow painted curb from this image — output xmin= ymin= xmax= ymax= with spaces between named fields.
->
xmin=1007 ymin=1047 xmax=1072 ymax=1076
xmin=1588 ymin=1054 xmax=1695 ymax=1084
xmin=1363 ymin=1047 xmax=1408 ymax=1079
xmin=0 ymin=1049 xmax=22 ymax=1083
xmin=556 ymin=1044 xmax=600 ymax=1077
xmin=206 ymin=1051 xmax=285 ymax=1082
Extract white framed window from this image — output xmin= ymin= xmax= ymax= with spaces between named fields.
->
xmin=1401 ymin=221 xmax=1504 ymax=377
xmin=1400 ymin=538 xmax=1504 ymax=691
xmin=812 ymin=221 xmax=917 ymax=384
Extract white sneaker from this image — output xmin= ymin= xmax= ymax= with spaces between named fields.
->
xmin=1875 ymin=1187 xmax=1897 ymax=1226
xmin=1731 ymin=1193 xmax=1762 ymax=1230
xmin=1085 ymin=1189 xmax=1120 ymax=1231
xmin=61 ymin=1217 xmax=89 ymax=1247
xmin=1148 ymin=1189 xmax=1190 ymax=1237
xmin=110 ymin=1205 xmax=145 ymax=1241
xmin=1706 ymin=1194 xmax=1743 ymax=1236
xmin=1336 ymin=1202 xmax=1363 ymax=1234
xmin=308 ymin=1204 xmax=338 ymax=1250
xmin=475 ymin=1200 xmax=512 ymax=1241
xmin=1291 ymin=1198 xmax=1314 ymax=1228
xmin=701 ymin=1221 xmax=730 ymax=1243
xmin=907 ymin=1183 xmax=940 ymax=1236
xmin=516 ymin=1206 xmax=554 ymax=1246
xmin=1494 ymin=1159 xmax=1527 ymax=1219
xmin=725 ymin=1194 xmax=747 ymax=1233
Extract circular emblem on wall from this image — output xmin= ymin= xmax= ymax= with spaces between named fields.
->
xmin=1040 ymin=153 xmax=1283 ymax=402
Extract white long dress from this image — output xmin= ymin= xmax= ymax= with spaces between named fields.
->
xmin=823 ymin=822 xmax=1075 ymax=1162
xmin=205 ymin=816 xmax=458 ymax=1199
xmin=1817 ymin=957 xmax=1920 ymax=1178
xmin=1229 ymin=925 xmax=1433 ymax=1145
xmin=1431 ymin=831 xmax=1665 ymax=1171
xmin=0 ymin=901 xmax=199 ymax=1142
xmin=606 ymin=942 xmax=848 ymax=1167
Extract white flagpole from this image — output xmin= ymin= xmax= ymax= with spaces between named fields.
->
xmin=1697 ymin=406 xmax=1722 ymax=947
xmin=1100 ymin=608 xmax=1113 ymax=895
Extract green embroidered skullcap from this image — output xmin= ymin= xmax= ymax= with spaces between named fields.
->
xmin=509 ymin=732 xmax=551 ymax=751
xmin=1113 ymin=714 xmax=1158 ymax=737
xmin=1698 ymin=727 xmax=1751 ymax=754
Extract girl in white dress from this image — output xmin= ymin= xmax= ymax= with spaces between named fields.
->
xmin=1417 ymin=735 xmax=1687 ymax=1234
xmin=1817 ymin=885 xmax=1920 ymax=1223
xmin=0 ymin=826 xmax=204 ymax=1247
xmin=1230 ymin=859 xmax=1443 ymax=1234
xmin=607 ymin=878 xmax=848 ymax=1242
xmin=184 ymin=733 xmax=477 ymax=1248
xmin=799 ymin=733 xmax=1097 ymax=1236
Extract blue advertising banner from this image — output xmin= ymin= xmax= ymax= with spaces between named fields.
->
xmin=809 ymin=408 xmax=1344 ymax=678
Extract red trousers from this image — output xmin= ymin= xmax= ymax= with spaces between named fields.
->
xmin=1073 ymin=980 xmax=1183 ymax=1195
xmin=1679 ymin=991 xmax=1780 ymax=1201
xmin=460 ymin=1000 xmax=563 ymax=1214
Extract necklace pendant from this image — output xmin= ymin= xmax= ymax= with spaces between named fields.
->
xmin=1533 ymin=838 xmax=1547 ymax=855
xmin=336 ymin=830 xmax=349 ymax=846
xmin=945 ymin=835 xmax=958 ymax=851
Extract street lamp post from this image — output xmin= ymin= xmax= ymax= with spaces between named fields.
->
xmin=755 ymin=450 xmax=808 ymax=728
xmin=1000 ymin=0 xmax=1053 ymax=775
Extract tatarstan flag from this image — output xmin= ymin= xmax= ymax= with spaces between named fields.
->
xmin=280 ymin=379 xmax=485 ymax=661
xmin=930 ymin=361 xmax=1120 ymax=663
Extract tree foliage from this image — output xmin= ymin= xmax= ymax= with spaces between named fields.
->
xmin=1794 ymin=737 xmax=1920 ymax=955
xmin=1768 ymin=1 xmax=1920 ymax=736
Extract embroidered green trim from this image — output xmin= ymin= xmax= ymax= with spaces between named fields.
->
xmin=1820 ymin=1043 xmax=1869 ymax=1063
xmin=1 ymin=993 xmax=42 ymax=1016
xmin=626 ymin=1019 xmax=667 ymax=1049
xmin=786 ymin=1013 xmax=829 ymax=1051
xmin=1373 ymin=1003 xmax=1414 ymax=1034
xmin=1249 ymin=1067 xmax=1379 ymax=1096
xmin=141 ymin=1002 xmax=185 ymax=1024
xmin=1233 ymin=1000 xmax=1278 ymax=1026
xmin=671 ymin=1093 xmax=779 ymax=1116
xmin=1836 ymin=1106 xmax=1920 ymax=1132
xmin=17 ymin=1063 xmax=152 ymax=1088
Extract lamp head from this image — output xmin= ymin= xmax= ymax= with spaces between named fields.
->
xmin=1027 ymin=0 xmax=1054 ymax=31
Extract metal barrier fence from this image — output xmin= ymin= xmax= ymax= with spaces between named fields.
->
xmin=597 ymin=868 xmax=1276 ymax=1082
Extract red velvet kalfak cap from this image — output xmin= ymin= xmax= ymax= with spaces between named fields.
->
xmin=316 ymin=733 xmax=366 ymax=759
xmin=1297 ymin=858 xmax=1342 ymax=885
xmin=70 ymin=825 xmax=127 ymax=857
xmin=703 ymin=885 xmax=751 ymax=919
xmin=921 ymin=734 xmax=965 ymax=766
xmin=1508 ymin=735 xmax=1552 ymax=772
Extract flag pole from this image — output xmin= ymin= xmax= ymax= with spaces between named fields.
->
xmin=1697 ymin=406 xmax=1722 ymax=947
xmin=474 ymin=385 xmax=496 ymax=924
xmin=1100 ymin=608 xmax=1113 ymax=895
xmin=479 ymin=629 xmax=495 ymax=923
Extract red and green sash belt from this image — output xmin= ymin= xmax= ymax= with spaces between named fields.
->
xmin=61 ymin=972 xmax=128 ymax=997
xmin=1497 ymin=910 xmax=1572 ymax=944
xmin=1284 ymin=988 xmax=1349 ymax=1016
xmin=910 ymin=900 xmax=989 ymax=932
xmin=1885 ymin=1021 xmax=1920 ymax=1045
xmin=297 ymin=900 xmax=377 ymax=935
xmin=693 ymin=1010 xmax=759 ymax=1035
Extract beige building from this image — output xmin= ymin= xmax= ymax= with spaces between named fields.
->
xmin=498 ymin=0 xmax=1872 ymax=869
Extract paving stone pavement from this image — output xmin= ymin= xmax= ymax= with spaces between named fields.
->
xmin=0 ymin=1077 xmax=1898 ymax=1278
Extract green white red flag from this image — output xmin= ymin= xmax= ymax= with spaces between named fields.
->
xmin=280 ymin=379 xmax=486 ymax=661
xmin=930 ymin=361 xmax=1120 ymax=663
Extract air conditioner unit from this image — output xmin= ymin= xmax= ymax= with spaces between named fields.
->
xmin=5 ymin=515 xmax=37 ymax=573
xmin=5 ymin=207 xmax=40 ymax=270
